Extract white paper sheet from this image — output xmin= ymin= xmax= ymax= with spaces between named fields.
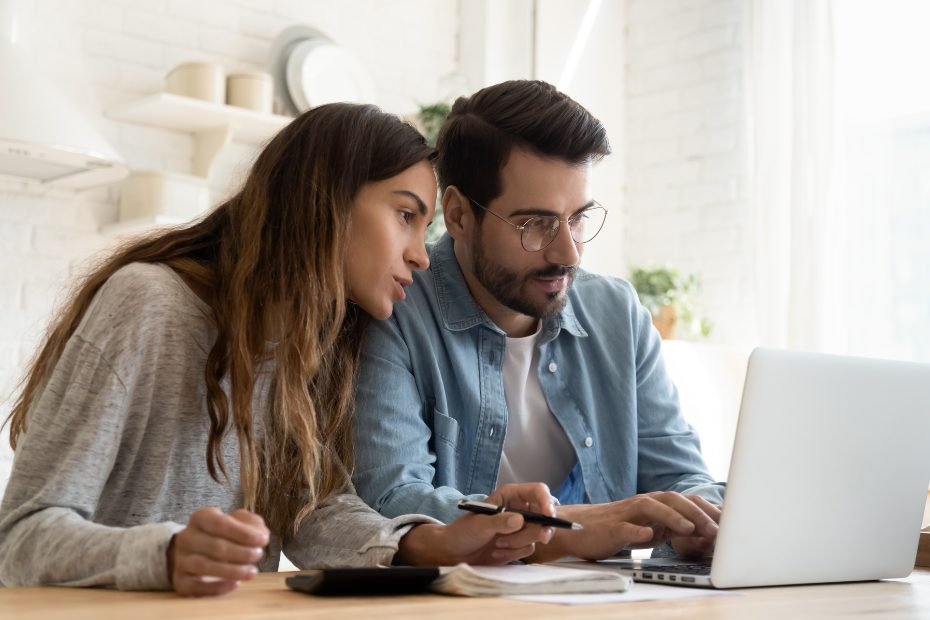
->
xmin=507 ymin=582 xmax=741 ymax=605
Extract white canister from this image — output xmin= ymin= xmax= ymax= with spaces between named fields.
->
xmin=226 ymin=71 xmax=274 ymax=114
xmin=166 ymin=62 xmax=225 ymax=104
xmin=119 ymin=170 xmax=210 ymax=222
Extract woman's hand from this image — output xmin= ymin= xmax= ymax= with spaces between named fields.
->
xmin=167 ymin=507 xmax=270 ymax=597
xmin=394 ymin=483 xmax=557 ymax=566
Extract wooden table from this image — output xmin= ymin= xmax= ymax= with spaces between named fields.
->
xmin=2 ymin=570 xmax=930 ymax=620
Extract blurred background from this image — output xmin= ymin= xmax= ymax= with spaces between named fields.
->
xmin=0 ymin=0 xmax=927 ymax=494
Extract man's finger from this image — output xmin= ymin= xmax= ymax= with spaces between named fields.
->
xmin=488 ymin=483 xmax=556 ymax=516
xmin=653 ymin=493 xmax=719 ymax=537
xmin=491 ymin=543 xmax=537 ymax=563
xmin=624 ymin=496 xmax=699 ymax=536
xmin=672 ymin=534 xmax=716 ymax=558
xmin=495 ymin=524 xmax=552 ymax=549
xmin=610 ymin=521 xmax=655 ymax=545
xmin=687 ymin=495 xmax=722 ymax=523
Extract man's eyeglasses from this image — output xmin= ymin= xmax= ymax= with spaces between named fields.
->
xmin=469 ymin=199 xmax=608 ymax=252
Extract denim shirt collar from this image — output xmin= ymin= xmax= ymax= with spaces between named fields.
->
xmin=429 ymin=234 xmax=588 ymax=341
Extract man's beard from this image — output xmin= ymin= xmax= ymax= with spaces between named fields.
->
xmin=471 ymin=235 xmax=575 ymax=319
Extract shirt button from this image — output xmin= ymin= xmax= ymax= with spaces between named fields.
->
xmin=584 ymin=437 xmax=593 ymax=448
xmin=548 ymin=362 xmax=558 ymax=373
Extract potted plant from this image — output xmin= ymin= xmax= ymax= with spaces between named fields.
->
xmin=629 ymin=267 xmax=712 ymax=340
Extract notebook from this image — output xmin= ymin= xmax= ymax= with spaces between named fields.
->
xmin=285 ymin=563 xmax=632 ymax=597
xmin=607 ymin=347 xmax=930 ymax=588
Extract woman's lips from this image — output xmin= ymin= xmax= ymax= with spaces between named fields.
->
xmin=393 ymin=277 xmax=410 ymax=301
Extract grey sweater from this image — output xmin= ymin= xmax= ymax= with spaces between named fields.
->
xmin=0 ymin=263 xmax=436 ymax=590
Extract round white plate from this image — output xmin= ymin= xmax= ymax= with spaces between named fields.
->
xmin=268 ymin=25 xmax=327 ymax=115
xmin=285 ymin=38 xmax=375 ymax=111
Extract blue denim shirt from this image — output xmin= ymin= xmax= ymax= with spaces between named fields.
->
xmin=353 ymin=235 xmax=724 ymax=524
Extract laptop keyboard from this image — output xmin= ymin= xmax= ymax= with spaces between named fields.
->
xmin=648 ymin=563 xmax=712 ymax=575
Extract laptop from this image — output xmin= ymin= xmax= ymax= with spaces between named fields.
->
xmin=606 ymin=347 xmax=930 ymax=588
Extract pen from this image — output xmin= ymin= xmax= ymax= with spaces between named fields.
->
xmin=457 ymin=499 xmax=584 ymax=531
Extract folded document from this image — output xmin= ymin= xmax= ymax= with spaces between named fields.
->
xmin=285 ymin=563 xmax=632 ymax=597
xmin=433 ymin=563 xmax=632 ymax=596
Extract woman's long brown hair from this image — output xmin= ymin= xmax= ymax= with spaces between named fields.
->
xmin=4 ymin=103 xmax=435 ymax=538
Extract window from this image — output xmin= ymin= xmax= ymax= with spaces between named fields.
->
xmin=833 ymin=0 xmax=930 ymax=363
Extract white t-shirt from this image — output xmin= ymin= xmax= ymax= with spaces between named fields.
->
xmin=496 ymin=325 xmax=576 ymax=489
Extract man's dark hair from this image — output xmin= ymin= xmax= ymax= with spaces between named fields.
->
xmin=436 ymin=80 xmax=611 ymax=219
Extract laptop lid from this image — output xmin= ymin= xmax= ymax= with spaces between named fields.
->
xmin=708 ymin=347 xmax=930 ymax=587
xmin=609 ymin=347 xmax=930 ymax=587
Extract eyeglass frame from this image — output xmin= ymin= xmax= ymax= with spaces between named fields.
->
xmin=467 ymin=198 xmax=608 ymax=252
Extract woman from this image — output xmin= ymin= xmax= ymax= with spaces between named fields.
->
xmin=0 ymin=103 xmax=554 ymax=596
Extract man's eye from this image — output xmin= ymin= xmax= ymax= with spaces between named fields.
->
xmin=523 ymin=218 xmax=552 ymax=231
xmin=569 ymin=210 xmax=593 ymax=227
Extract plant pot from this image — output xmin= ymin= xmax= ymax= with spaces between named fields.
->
xmin=652 ymin=304 xmax=677 ymax=339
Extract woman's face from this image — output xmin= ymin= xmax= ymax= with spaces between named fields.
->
xmin=345 ymin=160 xmax=437 ymax=320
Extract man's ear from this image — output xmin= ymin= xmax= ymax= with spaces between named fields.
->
xmin=442 ymin=186 xmax=472 ymax=241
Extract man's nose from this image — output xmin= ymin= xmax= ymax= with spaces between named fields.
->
xmin=543 ymin=219 xmax=580 ymax=267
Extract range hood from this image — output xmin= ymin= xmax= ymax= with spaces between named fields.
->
xmin=0 ymin=41 xmax=128 ymax=190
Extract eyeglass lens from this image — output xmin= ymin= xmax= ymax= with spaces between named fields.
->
xmin=522 ymin=206 xmax=607 ymax=251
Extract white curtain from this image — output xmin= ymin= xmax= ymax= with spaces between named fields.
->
xmin=746 ymin=0 xmax=838 ymax=350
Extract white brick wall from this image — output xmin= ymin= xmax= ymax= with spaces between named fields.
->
xmin=0 ymin=0 xmax=761 ymax=504
xmin=0 ymin=0 xmax=458 ymax=490
xmin=624 ymin=0 xmax=755 ymax=346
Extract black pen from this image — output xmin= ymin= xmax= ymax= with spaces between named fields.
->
xmin=457 ymin=499 xmax=584 ymax=530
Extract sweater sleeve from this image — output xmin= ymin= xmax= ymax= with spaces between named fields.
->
xmin=0 ymin=334 xmax=183 ymax=590
xmin=283 ymin=493 xmax=441 ymax=568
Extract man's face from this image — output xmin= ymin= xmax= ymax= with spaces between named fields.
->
xmin=456 ymin=148 xmax=593 ymax=333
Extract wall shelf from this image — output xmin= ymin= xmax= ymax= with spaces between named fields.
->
xmin=107 ymin=92 xmax=291 ymax=144
xmin=106 ymin=93 xmax=292 ymax=177
xmin=104 ymin=93 xmax=293 ymax=234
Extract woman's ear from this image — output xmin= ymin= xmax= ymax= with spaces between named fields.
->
xmin=442 ymin=186 xmax=471 ymax=241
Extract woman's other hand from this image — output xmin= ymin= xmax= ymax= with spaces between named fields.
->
xmin=167 ymin=507 xmax=270 ymax=596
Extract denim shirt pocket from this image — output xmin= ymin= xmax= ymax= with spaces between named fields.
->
xmin=432 ymin=407 xmax=463 ymax=484
xmin=432 ymin=409 xmax=460 ymax=452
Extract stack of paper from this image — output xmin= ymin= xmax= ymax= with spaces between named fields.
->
xmin=431 ymin=563 xmax=632 ymax=597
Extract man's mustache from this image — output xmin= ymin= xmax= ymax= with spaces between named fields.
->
xmin=529 ymin=265 xmax=576 ymax=279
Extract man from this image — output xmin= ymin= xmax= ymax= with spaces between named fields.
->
xmin=354 ymin=80 xmax=723 ymax=562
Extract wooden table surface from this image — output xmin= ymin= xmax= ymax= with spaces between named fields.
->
xmin=3 ymin=569 xmax=930 ymax=620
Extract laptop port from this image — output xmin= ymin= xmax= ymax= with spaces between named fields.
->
xmin=682 ymin=576 xmax=696 ymax=583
